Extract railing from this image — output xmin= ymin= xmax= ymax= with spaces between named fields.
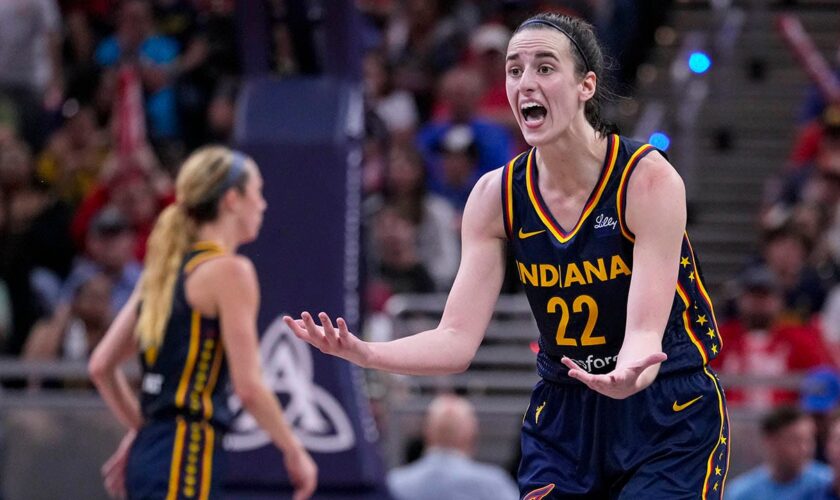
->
xmin=0 ymin=291 xmax=821 ymax=499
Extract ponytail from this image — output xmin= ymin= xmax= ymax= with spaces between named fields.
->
xmin=135 ymin=204 xmax=197 ymax=349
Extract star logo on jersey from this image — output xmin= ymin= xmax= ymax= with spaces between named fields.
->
xmin=519 ymin=228 xmax=546 ymax=239
xmin=224 ymin=316 xmax=357 ymax=453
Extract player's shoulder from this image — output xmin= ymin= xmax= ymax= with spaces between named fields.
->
xmin=193 ymin=253 xmax=257 ymax=286
xmin=628 ymin=147 xmax=683 ymax=197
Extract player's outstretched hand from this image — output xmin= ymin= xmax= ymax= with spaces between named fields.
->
xmin=284 ymin=444 xmax=318 ymax=500
xmin=561 ymin=352 xmax=667 ymax=399
xmin=283 ymin=312 xmax=370 ymax=367
xmin=101 ymin=429 xmax=136 ymax=499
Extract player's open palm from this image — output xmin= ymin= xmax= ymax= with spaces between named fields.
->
xmin=283 ymin=312 xmax=369 ymax=367
xmin=561 ymin=353 xmax=667 ymax=399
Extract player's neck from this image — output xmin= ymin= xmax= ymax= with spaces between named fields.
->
xmin=196 ymin=223 xmax=240 ymax=254
xmin=535 ymin=124 xmax=607 ymax=196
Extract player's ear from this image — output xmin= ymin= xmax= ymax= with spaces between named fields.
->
xmin=579 ymin=71 xmax=596 ymax=102
xmin=219 ymin=187 xmax=240 ymax=212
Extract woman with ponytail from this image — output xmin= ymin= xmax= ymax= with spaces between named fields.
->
xmin=89 ymin=146 xmax=317 ymax=500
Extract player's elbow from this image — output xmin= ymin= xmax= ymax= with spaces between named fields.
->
xmin=233 ymin=378 xmax=264 ymax=408
xmin=442 ymin=327 xmax=479 ymax=374
xmin=87 ymin=347 xmax=111 ymax=384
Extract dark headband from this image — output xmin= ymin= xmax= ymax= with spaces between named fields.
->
xmin=218 ymin=151 xmax=247 ymax=192
xmin=518 ymin=19 xmax=591 ymax=73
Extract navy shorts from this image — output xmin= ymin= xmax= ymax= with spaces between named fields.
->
xmin=127 ymin=417 xmax=226 ymax=500
xmin=519 ymin=367 xmax=730 ymax=499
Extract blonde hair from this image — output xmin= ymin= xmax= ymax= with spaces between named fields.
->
xmin=135 ymin=146 xmax=248 ymax=349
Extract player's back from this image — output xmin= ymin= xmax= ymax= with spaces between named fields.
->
xmin=138 ymin=241 xmax=233 ymax=430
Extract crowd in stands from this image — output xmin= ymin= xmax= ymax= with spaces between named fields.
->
xmin=4 ymin=0 xmax=840 ymax=496
xmin=0 ymin=0 xmax=669 ymax=365
xmin=0 ymin=0 xmax=238 ymax=363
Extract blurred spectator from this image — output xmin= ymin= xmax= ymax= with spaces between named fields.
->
xmin=800 ymin=368 xmax=840 ymax=463
xmin=727 ymin=406 xmax=831 ymax=500
xmin=818 ymin=409 xmax=840 ymax=499
xmin=36 ymin=101 xmax=110 ymax=206
xmin=761 ymin=225 xmax=828 ymax=323
xmin=154 ymin=0 xmax=240 ymax=149
xmin=427 ymin=124 xmax=482 ymax=212
xmin=386 ymin=0 xmax=468 ymax=120
xmin=387 ymin=394 xmax=519 ymax=500
xmin=467 ymin=23 xmax=516 ymax=130
xmin=365 ymin=144 xmax=459 ymax=291
xmin=60 ymin=206 xmax=141 ymax=316
xmin=0 ymin=135 xmax=75 ymax=355
xmin=712 ymin=266 xmax=834 ymax=409
xmin=206 ymin=78 xmax=238 ymax=144
xmin=775 ymin=106 xmax=840 ymax=203
xmin=798 ymin=44 xmax=840 ymax=125
xmin=419 ymin=66 xmax=513 ymax=205
xmin=0 ymin=0 xmax=64 ymax=150
xmin=367 ymin=205 xmax=436 ymax=309
xmin=22 ymin=272 xmax=111 ymax=363
xmin=71 ymin=151 xmax=173 ymax=261
xmin=364 ymin=50 xmax=420 ymax=141
xmin=94 ymin=0 xmax=181 ymax=142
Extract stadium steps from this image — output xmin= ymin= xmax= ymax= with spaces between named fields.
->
xmin=646 ymin=3 xmax=839 ymax=296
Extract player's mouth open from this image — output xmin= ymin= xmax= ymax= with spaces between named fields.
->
xmin=521 ymin=103 xmax=547 ymax=126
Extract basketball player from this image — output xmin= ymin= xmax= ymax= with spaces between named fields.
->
xmin=89 ymin=147 xmax=317 ymax=499
xmin=286 ymin=13 xmax=729 ymax=499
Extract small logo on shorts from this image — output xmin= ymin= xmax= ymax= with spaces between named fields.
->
xmin=673 ymin=395 xmax=703 ymax=412
xmin=535 ymin=401 xmax=546 ymax=424
xmin=524 ymin=484 xmax=556 ymax=499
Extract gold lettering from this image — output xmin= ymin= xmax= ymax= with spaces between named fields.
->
xmin=519 ymin=262 xmax=538 ymax=286
xmin=583 ymin=258 xmax=607 ymax=283
xmin=610 ymin=255 xmax=632 ymax=279
xmin=564 ymin=263 xmax=586 ymax=287
xmin=539 ymin=264 xmax=559 ymax=287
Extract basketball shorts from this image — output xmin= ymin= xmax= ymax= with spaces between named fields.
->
xmin=127 ymin=417 xmax=225 ymax=500
xmin=519 ymin=367 xmax=730 ymax=499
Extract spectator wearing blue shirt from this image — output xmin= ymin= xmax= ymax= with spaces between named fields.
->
xmin=418 ymin=67 xmax=513 ymax=208
xmin=94 ymin=0 xmax=180 ymax=140
xmin=387 ymin=394 xmax=519 ymax=500
xmin=728 ymin=406 xmax=831 ymax=500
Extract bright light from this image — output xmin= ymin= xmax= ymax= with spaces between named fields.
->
xmin=688 ymin=52 xmax=711 ymax=74
xmin=649 ymin=132 xmax=671 ymax=151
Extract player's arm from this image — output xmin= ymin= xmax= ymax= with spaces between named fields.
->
xmin=89 ymin=285 xmax=144 ymax=430
xmin=210 ymin=256 xmax=316 ymax=499
xmin=285 ymin=169 xmax=508 ymax=375
xmin=618 ymin=152 xmax=686 ymax=381
xmin=563 ymin=152 xmax=682 ymax=398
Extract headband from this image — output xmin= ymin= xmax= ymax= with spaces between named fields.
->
xmin=518 ymin=19 xmax=591 ymax=73
xmin=218 ymin=151 xmax=247 ymax=193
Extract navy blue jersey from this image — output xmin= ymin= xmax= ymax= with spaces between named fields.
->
xmin=139 ymin=241 xmax=232 ymax=430
xmin=502 ymin=134 xmax=721 ymax=380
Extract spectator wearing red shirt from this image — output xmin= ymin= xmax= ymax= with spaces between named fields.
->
xmin=713 ymin=265 xmax=834 ymax=409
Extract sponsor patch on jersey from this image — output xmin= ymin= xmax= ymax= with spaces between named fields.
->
xmin=593 ymin=210 xmax=619 ymax=237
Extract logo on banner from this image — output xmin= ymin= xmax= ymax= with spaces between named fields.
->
xmin=224 ymin=316 xmax=356 ymax=453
